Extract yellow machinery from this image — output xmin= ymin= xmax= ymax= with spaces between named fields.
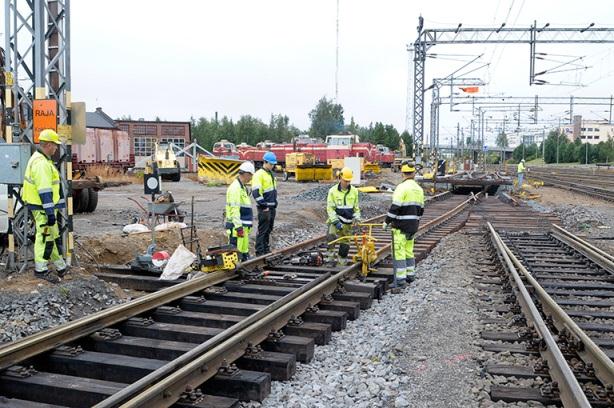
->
xmin=363 ymin=162 xmax=381 ymax=175
xmin=328 ymin=223 xmax=379 ymax=279
xmin=198 ymin=155 xmax=242 ymax=185
xmin=329 ymin=157 xmax=379 ymax=175
xmin=284 ymin=153 xmax=333 ymax=182
xmin=200 ymin=245 xmax=239 ymax=273
xmin=145 ymin=142 xmax=182 ymax=182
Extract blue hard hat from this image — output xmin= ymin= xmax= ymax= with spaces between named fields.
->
xmin=263 ymin=151 xmax=277 ymax=164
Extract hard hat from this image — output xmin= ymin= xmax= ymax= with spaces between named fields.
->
xmin=401 ymin=161 xmax=416 ymax=173
xmin=521 ymin=159 xmax=525 ymax=162
xmin=263 ymin=151 xmax=277 ymax=164
xmin=152 ymin=250 xmax=170 ymax=268
xmin=239 ymin=161 xmax=255 ymax=174
xmin=339 ymin=167 xmax=353 ymax=181
xmin=39 ymin=129 xmax=61 ymax=145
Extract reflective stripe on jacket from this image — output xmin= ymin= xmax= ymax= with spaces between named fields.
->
xmin=252 ymin=168 xmax=277 ymax=208
xmin=225 ymin=178 xmax=253 ymax=228
xmin=385 ymin=178 xmax=424 ymax=235
xmin=327 ymin=183 xmax=361 ymax=224
xmin=22 ymin=150 xmax=62 ymax=212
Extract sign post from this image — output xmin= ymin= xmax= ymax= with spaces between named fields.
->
xmin=33 ymin=99 xmax=58 ymax=143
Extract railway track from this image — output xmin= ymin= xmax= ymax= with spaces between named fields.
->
xmin=0 ymin=192 xmax=477 ymax=408
xmin=476 ymin=215 xmax=614 ymax=406
xmin=523 ymin=168 xmax=614 ymax=202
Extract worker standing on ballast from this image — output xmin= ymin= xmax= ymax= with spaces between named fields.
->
xmin=22 ymin=129 xmax=67 ymax=283
xmin=326 ymin=167 xmax=361 ymax=266
xmin=252 ymin=152 xmax=278 ymax=256
xmin=225 ymin=161 xmax=255 ymax=261
xmin=516 ymin=159 xmax=526 ymax=190
xmin=384 ymin=161 xmax=424 ymax=288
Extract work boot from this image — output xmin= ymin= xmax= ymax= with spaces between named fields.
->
xmin=336 ymin=257 xmax=348 ymax=267
xmin=406 ymin=275 xmax=416 ymax=283
xmin=34 ymin=271 xmax=60 ymax=284
xmin=57 ymin=267 xmax=69 ymax=278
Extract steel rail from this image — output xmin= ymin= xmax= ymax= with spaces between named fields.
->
xmin=0 ymin=270 xmax=234 ymax=371
xmin=107 ymin=194 xmax=478 ymax=408
xmin=551 ymin=224 xmax=614 ymax=274
xmin=0 ymin=194 xmax=456 ymax=371
xmin=487 ymin=223 xmax=592 ymax=408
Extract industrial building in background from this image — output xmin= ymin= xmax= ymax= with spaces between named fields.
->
xmin=116 ymin=118 xmax=192 ymax=169
xmin=559 ymin=115 xmax=614 ymax=145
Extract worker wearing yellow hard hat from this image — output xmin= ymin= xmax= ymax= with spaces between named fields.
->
xmin=22 ymin=129 xmax=67 ymax=283
xmin=326 ymin=167 xmax=361 ymax=266
xmin=383 ymin=160 xmax=424 ymax=289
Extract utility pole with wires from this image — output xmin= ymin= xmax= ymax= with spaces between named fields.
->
xmin=409 ymin=18 xmax=614 ymax=164
xmin=334 ymin=0 xmax=340 ymax=102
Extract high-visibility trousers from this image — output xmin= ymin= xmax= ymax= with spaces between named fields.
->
xmin=228 ymin=226 xmax=251 ymax=261
xmin=392 ymin=228 xmax=415 ymax=282
xmin=327 ymin=223 xmax=352 ymax=257
xmin=33 ymin=210 xmax=66 ymax=273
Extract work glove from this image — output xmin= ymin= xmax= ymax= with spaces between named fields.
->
xmin=46 ymin=212 xmax=56 ymax=227
xmin=382 ymin=222 xmax=390 ymax=230
xmin=236 ymin=227 xmax=245 ymax=237
xmin=334 ymin=221 xmax=343 ymax=231
xmin=352 ymin=217 xmax=362 ymax=226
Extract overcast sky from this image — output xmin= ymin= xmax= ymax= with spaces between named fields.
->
xmin=69 ymin=0 xmax=614 ymax=141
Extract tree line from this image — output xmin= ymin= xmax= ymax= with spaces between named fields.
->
xmin=191 ymin=96 xmax=409 ymax=152
xmin=510 ymin=130 xmax=613 ymax=164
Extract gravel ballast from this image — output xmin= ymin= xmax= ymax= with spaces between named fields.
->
xmin=244 ymin=231 xmax=482 ymax=408
xmin=0 ymin=276 xmax=123 ymax=344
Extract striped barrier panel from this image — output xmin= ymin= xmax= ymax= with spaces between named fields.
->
xmin=198 ymin=155 xmax=242 ymax=185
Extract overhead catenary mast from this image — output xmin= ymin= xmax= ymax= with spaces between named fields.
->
xmin=335 ymin=0 xmax=340 ymax=102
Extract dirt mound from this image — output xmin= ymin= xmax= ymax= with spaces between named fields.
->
xmin=77 ymin=228 xmax=226 ymax=266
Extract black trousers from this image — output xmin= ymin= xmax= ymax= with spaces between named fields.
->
xmin=256 ymin=207 xmax=276 ymax=256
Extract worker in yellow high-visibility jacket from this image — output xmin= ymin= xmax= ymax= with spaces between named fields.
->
xmin=517 ymin=159 xmax=526 ymax=190
xmin=326 ymin=167 xmax=361 ymax=266
xmin=384 ymin=161 xmax=424 ymax=288
xmin=252 ymin=152 xmax=278 ymax=256
xmin=22 ymin=129 xmax=67 ymax=283
xmin=225 ymin=161 xmax=255 ymax=261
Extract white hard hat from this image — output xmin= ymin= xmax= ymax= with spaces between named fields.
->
xmin=239 ymin=161 xmax=255 ymax=174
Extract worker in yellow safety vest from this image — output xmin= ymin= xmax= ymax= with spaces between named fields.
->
xmin=225 ymin=161 xmax=255 ymax=261
xmin=22 ymin=129 xmax=67 ymax=283
xmin=252 ymin=151 xmax=278 ymax=256
xmin=384 ymin=161 xmax=424 ymax=288
xmin=326 ymin=167 xmax=361 ymax=266
xmin=516 ymin=159 xmax=526 ymax=190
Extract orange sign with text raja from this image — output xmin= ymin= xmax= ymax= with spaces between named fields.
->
xmin=33 ymin=99 xmax=57 ymax=143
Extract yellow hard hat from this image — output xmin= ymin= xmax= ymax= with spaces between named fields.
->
xmin=39 ymin=129 xmax=61 ymax=145
xmin=401 ymin=161 xmax=416 ymax=173
xmin=339 ymin=167 xmax=353 ymax=181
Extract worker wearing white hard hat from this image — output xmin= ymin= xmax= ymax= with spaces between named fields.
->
xmin=225 ymin=161 xmax=255 ymax=261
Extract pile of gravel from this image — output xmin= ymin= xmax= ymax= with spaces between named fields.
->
xmin=244 ymin=232 xmax=481 ymax=408
xmin=272 ymin=223 xmax=327 ymax=250
xmin=0 ymin=277 xmax=122 ymax=344
xmin=551 ymin=204 xmax=611 ymax=232
xmin=292 ymin=185 xmax=380 ymax=203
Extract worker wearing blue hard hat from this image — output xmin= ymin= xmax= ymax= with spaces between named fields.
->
xmin=252 ymin=151 xmax=278 ymax=255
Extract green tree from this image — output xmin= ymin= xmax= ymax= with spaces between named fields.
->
xmin=308 ymin=96 xmax=344 ymax=137
xmin=495 ymin=132 xmax=509 ymax=148
xmin=400 ymin=131 xmax=413 ymax=157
